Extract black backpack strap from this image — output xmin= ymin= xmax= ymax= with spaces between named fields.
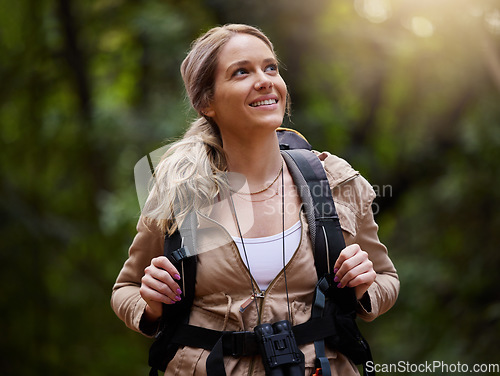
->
xmin=281 ymin=149 xmax=345 ymax=278
xmin=282 ymin=149 xmax=347 ymax=375
xmin=165 ymin=211 xmax=198 ymax=298
xmin=167 ymin=317 xmax=339 ymax=376
xmin=311 ymin=277 xmax=332 ymax=376
xmin=148 ymin=215 xmax=198 ymax=375
xmin=282 ymin=149 xmax=374 ymax=376
xmin=282 ymin=150 xmax=363 ymax=315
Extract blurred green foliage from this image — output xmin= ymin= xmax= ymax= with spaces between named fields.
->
xmin=1 ymin=0 xmax=499 ymax=375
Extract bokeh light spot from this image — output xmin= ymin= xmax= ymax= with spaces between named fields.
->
xmin=411 ymin=16 xmax=435 ymax=38
xmin=354 ymin=0 xmax=392 ymax=24
xmin=485 ymin=9 xmax=500 ymax=35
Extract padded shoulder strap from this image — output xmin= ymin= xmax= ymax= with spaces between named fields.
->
xmin=277 ymin=127 xmax=312 ymax=150
xmin=162 ymin=225 xmax=197 ymax=317
xmin=148 ymin=223 xmax=198 ymax=373
xmin=281 ymin=149 xmax=345 ymax=276
xmin=282 ymin=150 xmax=358 ymax=311
xmin=148 ymin=227 xmax=197 ymax=375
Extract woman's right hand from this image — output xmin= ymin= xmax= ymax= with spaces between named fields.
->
xmin=140 ymin=256 xmax=182 ymax=321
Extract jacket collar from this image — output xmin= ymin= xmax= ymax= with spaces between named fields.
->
xmin=315 ymin=151 xmax=359 ymax=189
xmin=184 ymin=150 xmax=358 ymax=252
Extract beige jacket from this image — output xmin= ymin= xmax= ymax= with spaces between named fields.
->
xmin=111 ymin=151 xmax=400 ymax=375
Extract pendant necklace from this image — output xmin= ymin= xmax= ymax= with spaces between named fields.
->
xmin=230 ymin=160 xmax=283 ymax=196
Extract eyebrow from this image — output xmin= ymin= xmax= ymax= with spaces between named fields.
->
xmin=225 ymin=58 xmax=277 ymax=75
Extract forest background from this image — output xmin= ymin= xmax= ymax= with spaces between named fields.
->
xmin=1 ymin=0 xmax=500 ymax=375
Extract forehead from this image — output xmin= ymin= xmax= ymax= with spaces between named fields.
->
xmin=217 ymin=34 xmax=275 ymax=67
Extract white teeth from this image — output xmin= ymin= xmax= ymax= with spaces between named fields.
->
xmin=250 ymin=99 xmax=277 ymax=107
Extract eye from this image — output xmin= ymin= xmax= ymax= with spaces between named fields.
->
xmin=233 ymin=68 xmax=248 ymax=77
xmin=265 ymin=63 xmax=278 ymax=73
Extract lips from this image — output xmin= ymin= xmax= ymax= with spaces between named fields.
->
xmin=249 ymin=97 xmax=278 ymax=107
xmin=249 ymin=99 xmax=277 ymax=107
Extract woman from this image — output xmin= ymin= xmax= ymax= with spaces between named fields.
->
xmin=111 ymin=24 xmax=399 ymax=375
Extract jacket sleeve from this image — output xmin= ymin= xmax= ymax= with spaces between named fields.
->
xmin=110 ymin=216 xmax=164 ymax=335
xmin=318 ymin=151 xmax=400 ymax=322
xmin=351 ymin=204 xmax=399 ymax=321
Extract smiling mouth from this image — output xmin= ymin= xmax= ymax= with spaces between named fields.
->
xmin=249 ymin=99 xmax=278 ymax=107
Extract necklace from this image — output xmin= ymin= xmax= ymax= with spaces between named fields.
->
xmin=234 ymin=184 xmax=279 ymax=202
xmin=230 ymin=160 xmax=283 ymax=195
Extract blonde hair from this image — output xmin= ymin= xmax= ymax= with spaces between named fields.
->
xmin=144 ymin=24 xmax=282 ymax=235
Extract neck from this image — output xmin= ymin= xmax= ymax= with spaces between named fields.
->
xmin=222 ymin=131 xmax=282 ymax=188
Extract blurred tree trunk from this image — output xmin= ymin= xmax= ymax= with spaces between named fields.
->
xmin=57 ymin=0 xmax=92 ymax=122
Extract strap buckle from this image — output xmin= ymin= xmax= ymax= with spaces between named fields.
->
xmin=171 ymin=247 xmax=188 ymax=262
xmin=224 ymin=331 xmax=255 ymax=357
xmin=317 ymin=276 xmax=331 ymax=293
xmin=315 ymin=214 xmax=339 ymax=222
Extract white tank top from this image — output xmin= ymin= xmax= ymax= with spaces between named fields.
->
xmin=232 ymin=220 xmax=302 ymax=290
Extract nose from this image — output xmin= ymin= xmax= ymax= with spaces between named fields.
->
xmin=254 ymin=71 xmax=273 ymax=90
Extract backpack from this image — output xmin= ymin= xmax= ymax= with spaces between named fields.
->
xmin=145 ymin=128 xmax=374 ymax=376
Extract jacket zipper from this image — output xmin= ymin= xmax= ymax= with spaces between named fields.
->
xmin=239 ymin=291 xmax=265 ymax=313
xmin=198 ymin=209 xmax=305 ymax=316
xmin=239 ymin=209 xmax=305 ymax=314
xmin=245 ymin=214 xmax=305 ymax=376
xmin=192 ymin=213 xmax=263 ymax=376
xmin=198 ymin=204 xmax=307 ymax=375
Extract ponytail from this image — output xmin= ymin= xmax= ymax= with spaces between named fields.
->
xmin=143 ymin=117 xmax=227 ymax=235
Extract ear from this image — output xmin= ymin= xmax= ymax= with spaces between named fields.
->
xmin=202 ymin=105 xmax=215 ymax=118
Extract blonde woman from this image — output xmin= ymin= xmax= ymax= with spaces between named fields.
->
xmin=111 ymin=24 xmax=399 ymax=375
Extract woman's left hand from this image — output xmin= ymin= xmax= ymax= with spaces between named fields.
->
xmin=333 ymin=244 xmax=376 ymax=300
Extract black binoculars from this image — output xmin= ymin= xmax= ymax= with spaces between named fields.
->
xmin=254 ymin=320 xmax=305 ymax=376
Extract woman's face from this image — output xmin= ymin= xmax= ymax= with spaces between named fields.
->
xmin=204 ymin=34 xmax=287 ymax=139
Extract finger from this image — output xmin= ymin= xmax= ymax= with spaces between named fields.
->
xmin=346 ymin=269 xmax=376 ymax=289
xmin=146 ymin=263 xmax=180 ymax=287
xmin=152 ymin=256 xmax=181 ymax=281
xmin=141 ymin=273 xmax=182 ymax=302
xmin=333 ymin=244 xmax=361 ymax=273
xmin=140 ymin=281 xmax=178 ymax=305
xmin=146 ymin=258 xmax=182 ymax=295
xmin=338 ymin=260 xmax=374 ymax=288
xmin=334 ymin=248 xmax=368 ymax=282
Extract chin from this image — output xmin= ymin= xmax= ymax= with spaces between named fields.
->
xmin=254 ymin=120 xmax=284 ymax=131
xmin=255 ymin=114 xmax=285 ymax=128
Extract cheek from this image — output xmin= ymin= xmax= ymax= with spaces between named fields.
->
xmin=277 ymin=81 xmax=288 ymax=111
xmin=215 ymin=83 xmax=247 ymax=104
xmin=276 ymin=78 xmax=288 ymax=100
